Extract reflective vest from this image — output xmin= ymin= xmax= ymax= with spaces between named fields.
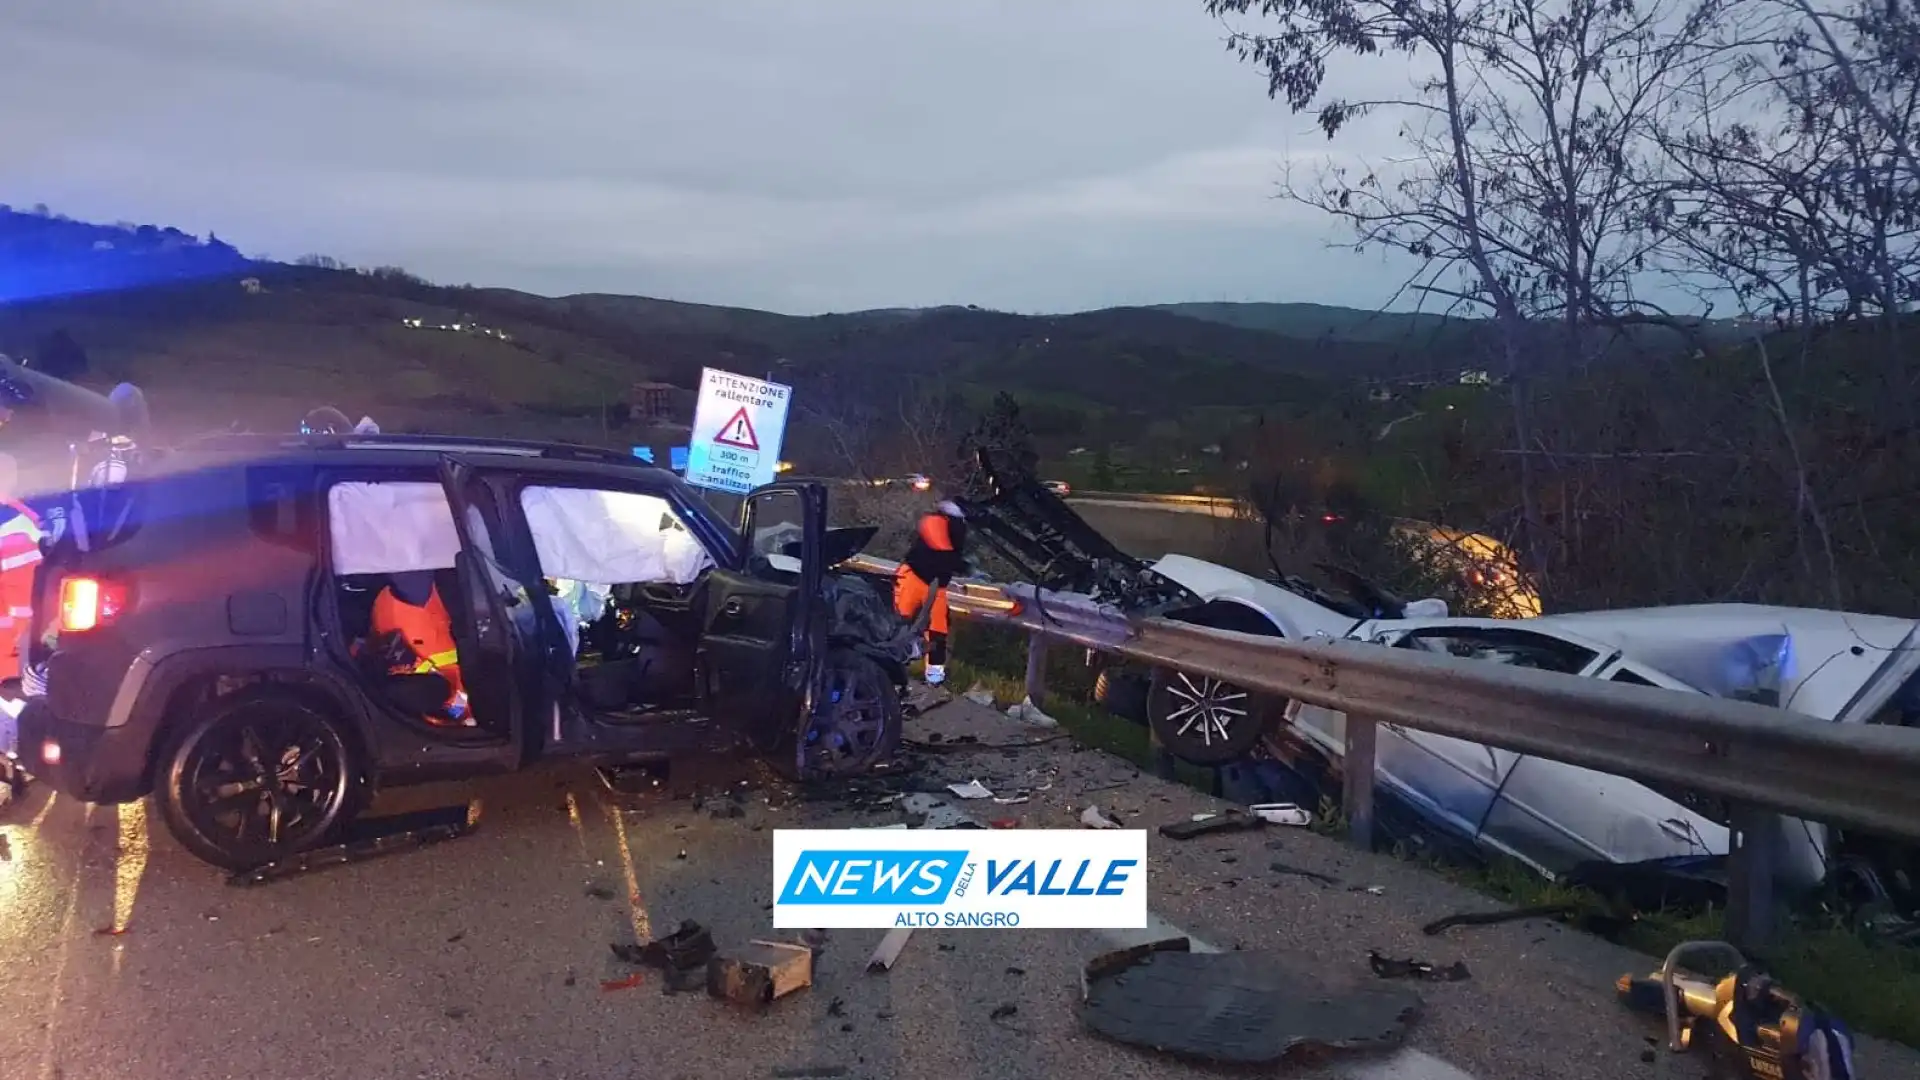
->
xmin=370 ymin=583 xmax=462 ymax=692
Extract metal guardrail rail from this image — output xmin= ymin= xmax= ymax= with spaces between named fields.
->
xmin=842 ymin=553 xmax=1920 ymax=946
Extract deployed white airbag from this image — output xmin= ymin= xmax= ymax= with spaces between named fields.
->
xmin=328 ymin=481 xmax=461 ymax=575
xmin=520 ymin=486 xmax=713 ymax=586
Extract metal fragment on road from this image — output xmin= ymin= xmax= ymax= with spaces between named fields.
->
xmin=866 ymin=927 xmax=913 ymax=973
xmin=1080 ymin=939 xmax=1422 ymax=1065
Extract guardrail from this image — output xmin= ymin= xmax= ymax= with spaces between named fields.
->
xmin=841 ymin=553 xmax=1920 ymax=948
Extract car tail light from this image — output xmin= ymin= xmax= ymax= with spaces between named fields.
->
xmin=58 ymin=575 xmax=128 ymax=632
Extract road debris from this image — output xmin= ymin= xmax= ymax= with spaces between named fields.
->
xmin=600 ymin=972 xmax=644 ymax=992
xmin=1080 ymin=937 xmax=1422 ymax=1065
xmin=1368 ymin=950 xmax=1471 ymax=982
xmin=1351 ymin=885 xmax=1387 ymax=896
xmin=989 ymin=1003 xmax=1020 ymax=1021
xmin=963 ymin=686 xmax=998 ymax=708
xmin=1006 ymin=697 xmax=1058 ymax=728
xmin=611 ymin=919 xmax=717 ymax=973
xmin=1081 ymin=805 xmax=1124 ymax=829
xmin=1421 ymin=903 xmax=1580 ymax=936
xmin=708 ymin=940 xmax=814 ymax=1005
xmin=946 ymin=779 xmax=994 ymax=799
xmin=225 ymin=803 xmax=478 ymax=886
xmin=1159 ymin=808 xmax=1262 ymax=840
xmin=866 ymin=927 xmax=914 ymax=972
xmin=1249 ymin=803 xmax=1313 ymax=827
xmin=770 ymin=1066 xmax=849 ymax=1079
xmin=1269 ymin=861 xmax=1340 ymax=886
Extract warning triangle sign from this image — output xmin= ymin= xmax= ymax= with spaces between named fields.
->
xmin=713 ymin=406 xmax=760 ymax=451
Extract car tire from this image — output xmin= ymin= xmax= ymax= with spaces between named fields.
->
xmin=155 ymin=690 xmax=361 ymax=872
xmin=802 ymin=649 xmax=904 ymax=780
xmin=1147 ymin=667 xmax=1282 ymax=767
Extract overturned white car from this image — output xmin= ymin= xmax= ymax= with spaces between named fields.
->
xmin=1131 ymin=554 xmax=1920 ymax=890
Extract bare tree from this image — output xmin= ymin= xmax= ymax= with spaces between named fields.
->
xmin=1203 ymin=0 xmax=1717 ymax=583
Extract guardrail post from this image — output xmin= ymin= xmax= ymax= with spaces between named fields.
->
xmin=1023 ymin=631 xmax=1048 ymax=707
xmin=1725 ymin=804 xmax=1784 ymax=951
xmin=1344 ymin=713 xmax=1379 ymax=851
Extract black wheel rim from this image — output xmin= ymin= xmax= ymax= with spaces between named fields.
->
xmin=1163 ymin=673 xmax=1249 ymax=749
xmin=182 ymin=711 xmax=347 ymax=855
xmin=804 ymin=663 xmax=888 ymax=777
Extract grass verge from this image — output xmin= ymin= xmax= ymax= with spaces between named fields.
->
xmin=946 ymin=622 xmax=1920 ymax=1048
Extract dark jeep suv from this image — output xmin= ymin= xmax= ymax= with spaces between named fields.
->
xmin=18 ymin=433 xmax=909 ymax=870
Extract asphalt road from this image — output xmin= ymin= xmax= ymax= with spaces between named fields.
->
xmin=2 ymin=697 xmax=1912 ymax=1080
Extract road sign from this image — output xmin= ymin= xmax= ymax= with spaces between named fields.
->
xmin=685 ymin=368 xmax=792 ymax=495
xmin=713 ymin=406 xmax=759 ymax=451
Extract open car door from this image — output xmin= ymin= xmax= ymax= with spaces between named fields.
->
xmin=435 ymin=458 xmax=546 ymax=764
xmin=699 ymin=481 xmax=826 ymax=772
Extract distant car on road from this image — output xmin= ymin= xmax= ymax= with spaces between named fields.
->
xmin=1043 ymin=480 xmax=1071 ymax=496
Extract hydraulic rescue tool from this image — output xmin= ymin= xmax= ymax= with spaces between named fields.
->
xmin=1616 ymin=941 xmax=1857 ymax=1080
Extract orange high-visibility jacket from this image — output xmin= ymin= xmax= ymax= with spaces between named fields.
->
xmin=0 ymin=500 xmax=44 ymax=681
xmin=370 ymin=583 xmax=463 ymax=697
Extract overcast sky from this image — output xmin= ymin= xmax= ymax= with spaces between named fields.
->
xmin=0 ymin=0 xmax=1430 ymax=315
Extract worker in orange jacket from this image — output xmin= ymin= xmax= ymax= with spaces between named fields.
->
xmin=894 ymin=499 xmax=969 ymax=686
xmin=0 ymin=454 xmax=44 ymax=685
xmin=365 ymin=572 xmax=471 ymax=726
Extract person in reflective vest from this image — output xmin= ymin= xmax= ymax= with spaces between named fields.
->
xmin=0 ymin=453 xmax=44 ymax=684
xmin=893 ymin=499 xmax=969 ymax=686
xmin=368 ymin=572 xmax=470 ymax=726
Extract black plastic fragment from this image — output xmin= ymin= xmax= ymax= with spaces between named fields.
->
xmin=226 ymin=803 xmax=476 ymax=886
xmin=1081 ymin=938 xmax=1421 ymax=1065
xmin=1368 ymin=950 xmax=1471 ymax=982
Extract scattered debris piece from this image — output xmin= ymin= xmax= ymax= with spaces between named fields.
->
xmin=770 ymin=1066 xmax=849 ymax=1079
xmin=989 ymin=1003 xmax=1020 ymax=1021
xmin=597 ymin=762 xmax=670 ymax=795
xmin=1350 ymin=885 xmax=1386 ymax=896
xmin=991 ymin=793 xmax=1030 ymax=805
xmin=446 ymin=931 xmax=465 ymax=943
xmin=1006 ymin=966 xmax=1026 ymax=976
xmin=1269 ymin=861 xmax=1340 ymax=886
xmin=1159 ymin=808 xmax=1263 ymax=840
xmin=226 ymin=803 xmax=478 ymax=886
xmin=612 ymin=919 xmax=717 ymax=972
xmin=1421 ymin=903 xmax=1579 ymax=936
xmin=1080 ymin=937 xmax=1422 ymax=1065
xmin=444 ymin=1006 xmax=469 ymax=1020
xmin=93 ymin=925 xmax=129 ymax=936
xmin=708 ymin=940 xmax=814 ymax=1005
xmin=904 ymin=683 xmax=952 ymax=712
xmin=963 ymin=686 xmax=998 ymax=708
xmin=676 ymin=849 xmax=688 ymax=860
xmin=1081 ymin=805 xmax=1124 ymax=829
xmin=947 ymin=779 xmax=994 ymax=800
xmin=867 ymin=927 xmax=914 ymax=973
xmin=1368 ymin=950 xmax=1470 ymax=982
xmin=937 ymin=943 xmax=957 ymax=952
xmin=584 ymin=883 xmax=616 ymax=901
xmin=1006 ymin=697 xmax=1058 ymax=728
xmin=564 ymin=971 xmax=577 ymax=987
xmin=1249 ymin=803 xmax=1313 ymax=827
xmin=600 ymin=973 xmax=644 ymax=992
xmin=826 ymin=996 xmax=846 ymax=1017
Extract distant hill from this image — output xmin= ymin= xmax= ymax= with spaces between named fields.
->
xmin=0 ymin=204 xmax=254 ymax=305
xmin=1147 ymin=301 xmax=1475 ymax=347
xmin=0 ymin=202 xmax=1713 ymax=465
